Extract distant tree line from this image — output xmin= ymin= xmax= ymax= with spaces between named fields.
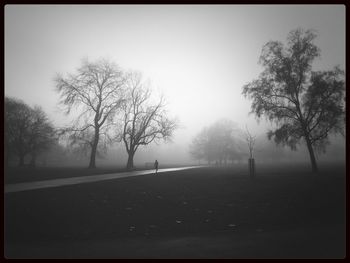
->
xmin=189 ymin=119 xmax=245 ymax=165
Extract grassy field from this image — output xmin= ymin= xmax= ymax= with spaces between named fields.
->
xmin=4 ymin=163 xmax=346 ymax=258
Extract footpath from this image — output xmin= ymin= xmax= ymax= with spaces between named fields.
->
xmin=5 ymin=166 xmax=201 ymax=193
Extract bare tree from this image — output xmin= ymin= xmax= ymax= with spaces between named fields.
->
xmin=244 ymin=126 xmax=256 ymax=178
xmin=242 ymin=28 xmax=345 ymax=173
xmin=244 ymin=126 xmax=256 ymax=159
xmin=120 ymin=71 xmax=178 ymax=170
xmin=55 ymin=58 xmax=126 ymax=168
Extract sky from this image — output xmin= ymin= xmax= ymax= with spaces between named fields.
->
xmin=5 ymin=5 xmax=345 ymax=165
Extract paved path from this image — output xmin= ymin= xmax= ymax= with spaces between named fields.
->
xmin=5 ymin=166 xmax=202 ymax=194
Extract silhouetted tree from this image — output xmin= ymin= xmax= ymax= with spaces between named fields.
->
xmin=55 ymin=58 xmax=126 ymax=168
xmin=5 ymin=97 xmax=32 ymax=166
xmin=243 ymin=126 xmax=257 ymax=178
xmin=28 ymin=106 xmax=57 ymax=167
xmin=209 ymin=119 xmax=236 ymax=165
xmin=5 ymin=97 xmax=56 ymax=167
xmin=244 ymin=126 xmax=256 ymax=160
xmin=242 ymin=28 xmax=345 ymax=173
xmin=120 ymin=71 xmax=178 ymax=170
xmin=189 ymin=119 xmax=244 ymax=165
xmin=5 ymin=97 xmax=16 ymax=166
xmin=189 ymin=128 xmax=209 ymax=163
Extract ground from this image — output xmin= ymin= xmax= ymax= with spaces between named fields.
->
xmin=4 ymin=163 xmax=346 ymax=258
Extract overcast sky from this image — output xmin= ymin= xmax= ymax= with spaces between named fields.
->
xmin=5 ymin=5 xmax=345 ymax=164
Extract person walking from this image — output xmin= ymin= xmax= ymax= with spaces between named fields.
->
xmin=154 ymin=159 xmax=159 ymax=174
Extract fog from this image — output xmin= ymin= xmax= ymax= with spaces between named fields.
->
xmin=5 ymin=5 xmax=345 ymax=168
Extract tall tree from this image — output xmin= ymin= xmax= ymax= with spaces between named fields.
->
xmin=242 ymin=28 xmax=345 ymax=173
xmin=120 ymin=71 xmax=178 ymax=170
xmin=55 ymin=58 xmax=126 ymax=168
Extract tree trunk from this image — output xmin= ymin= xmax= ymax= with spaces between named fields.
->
xmin=126 ymin=151 xmax=135 ymax=170
xmin=89 ymin=129 xmax=99 ymax=169
xmin=89 ymin=143 xmax=98 ymax=169
xmin=304 ymin=134 xmax=318 ymax=173
xmin=249 ymin=158 xmax=255 ymax=178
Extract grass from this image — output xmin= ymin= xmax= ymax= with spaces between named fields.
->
xmin=4 ymin=163 xmax=346 ymax=258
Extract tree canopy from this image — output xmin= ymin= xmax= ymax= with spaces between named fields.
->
xmin=189 ymin=119 xmax=245 ymax=165
xmin=55 ymin=58 xmax=126 ymax=168
xmin=242 ymin=28 xmax=345 ymax=173
xmin=120 ymin=71 xmax=178 ymax=170
xmin=5 ymin=97 xmax=56 ymax=167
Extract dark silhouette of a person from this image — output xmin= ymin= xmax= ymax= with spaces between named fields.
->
xmin=154 ymin=160 xmax=159 ymax=174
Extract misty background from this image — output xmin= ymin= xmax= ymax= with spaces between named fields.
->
xmin=5 ymin=5 xmax=345 ymax=167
